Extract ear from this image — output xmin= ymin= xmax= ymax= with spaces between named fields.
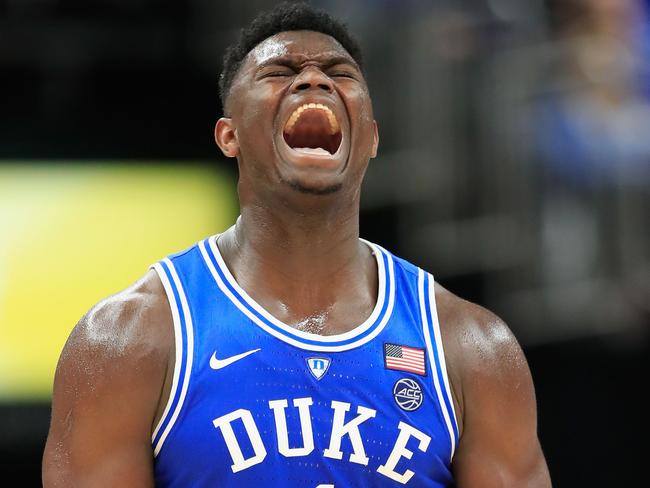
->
xmin=215 ymin=117 xmax=240 ymax=158
xmin=370 ymin=120 xmax=379 ymax=159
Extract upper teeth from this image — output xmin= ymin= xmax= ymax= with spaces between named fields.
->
xmin=284 ymin=103 xmax=340 ymax=134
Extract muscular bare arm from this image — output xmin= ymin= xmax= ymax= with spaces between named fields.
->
xmin=43 ymin=270 xmax=174 ymax=487
xmin=436 ymin=285 xmax=551 ymax=487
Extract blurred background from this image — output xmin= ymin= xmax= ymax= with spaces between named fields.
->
xmin=1 ymin=0 xmax=648 ymax=485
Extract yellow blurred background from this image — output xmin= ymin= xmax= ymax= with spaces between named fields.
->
xmin=0 ymin=162 xmax=237 ymax=400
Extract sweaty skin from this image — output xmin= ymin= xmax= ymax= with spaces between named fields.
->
xmin=43 ymin=30 xmax=551 ymax=487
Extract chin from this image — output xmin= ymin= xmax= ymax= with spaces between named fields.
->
xmin=283 ymin=177 xmax=343 ymax=196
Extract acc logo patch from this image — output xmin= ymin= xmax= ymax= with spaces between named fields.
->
xmin=307 ymin=357 xmax=331 ymax=380
xmin=393 ymin=378 xmax=423 ymax=411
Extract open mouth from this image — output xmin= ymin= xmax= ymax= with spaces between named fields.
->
xmin=283 ymin=103 xmax=342 ymax=156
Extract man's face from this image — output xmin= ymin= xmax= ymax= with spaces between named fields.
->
xmin=217 ymin=30 xmax=378 ymax=199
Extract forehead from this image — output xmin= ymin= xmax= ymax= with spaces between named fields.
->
xmin=245 ymin=30 xmax=355 ymax=67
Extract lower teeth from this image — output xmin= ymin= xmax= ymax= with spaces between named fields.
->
xmin=293 ymin=147 xmax=331 ymax=156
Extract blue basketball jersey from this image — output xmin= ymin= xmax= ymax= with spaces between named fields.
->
xmin=151 ymin=235 xmax=459 ymax=487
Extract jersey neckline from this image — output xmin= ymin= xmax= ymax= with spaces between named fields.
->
xmin=198 ymin=234 xmax=395 ymax=352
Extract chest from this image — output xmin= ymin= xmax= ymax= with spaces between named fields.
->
xmin=152 ymin=242 xmax=457 ymax=486
xmin=155 ymin=329 xmax=453 ymax=487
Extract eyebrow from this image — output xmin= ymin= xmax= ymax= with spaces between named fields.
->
xmin=257 ymin=54 xmax=360 ymax=71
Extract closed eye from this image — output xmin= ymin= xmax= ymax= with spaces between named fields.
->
xmin=258 ymin=66 xmax=295 ymax=78
xmin=326 ymin=65 xmax=358 ymax=79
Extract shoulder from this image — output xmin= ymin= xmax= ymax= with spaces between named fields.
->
xmin=53 ymin=268 xmax=174 ymax=413
xmin=64 ymin=269 xmax=173 ymax=366
xmin=380 ymin=250 xmax=522 ymax=381
xmin=433 ymin=282 xmax=530 ymax=436
xmin=434 ymin=282 xmax=517 ymax=361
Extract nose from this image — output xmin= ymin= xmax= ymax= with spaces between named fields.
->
xmin=291 ymin=67 xmax=333 ymax=93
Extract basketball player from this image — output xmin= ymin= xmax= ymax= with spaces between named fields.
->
xmin=43 ymin=3 xmax=551 ymax=487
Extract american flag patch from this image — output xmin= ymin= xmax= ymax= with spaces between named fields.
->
xmin=384 ymin=343 xmax=426 ymax=376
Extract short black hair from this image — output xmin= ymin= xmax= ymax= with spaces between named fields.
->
xmin=219 ymin=1 xmax=363 ymax=108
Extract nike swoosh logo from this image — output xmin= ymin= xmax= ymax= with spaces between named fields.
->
xmin=209 ymin=348 xmax=261 ymax=370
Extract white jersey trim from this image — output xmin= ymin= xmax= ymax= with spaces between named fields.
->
xmin=199 ymin=237 xmax=395 ymax=352
xmin=150 ymin=258 xmax=195 ymax=457
xmin=426 ymin=272 xmax=459 ymax=441
xmin=150 ymin=262 xmax=182 ymax=444
xmin=418 ymin=268 xmax=458 ymax=461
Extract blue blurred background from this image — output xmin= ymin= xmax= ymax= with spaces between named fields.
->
xmin=1 ymin=0 xmax=648 ymax=485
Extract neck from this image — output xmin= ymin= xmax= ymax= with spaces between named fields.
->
xmin=234 ymin=196 xmax=362 ymax=280
xmin=217 ymin=190 xmax=376 ymax=331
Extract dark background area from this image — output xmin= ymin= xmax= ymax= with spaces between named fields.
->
xmin=1 ymin=0 xmax=649 ymax=485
